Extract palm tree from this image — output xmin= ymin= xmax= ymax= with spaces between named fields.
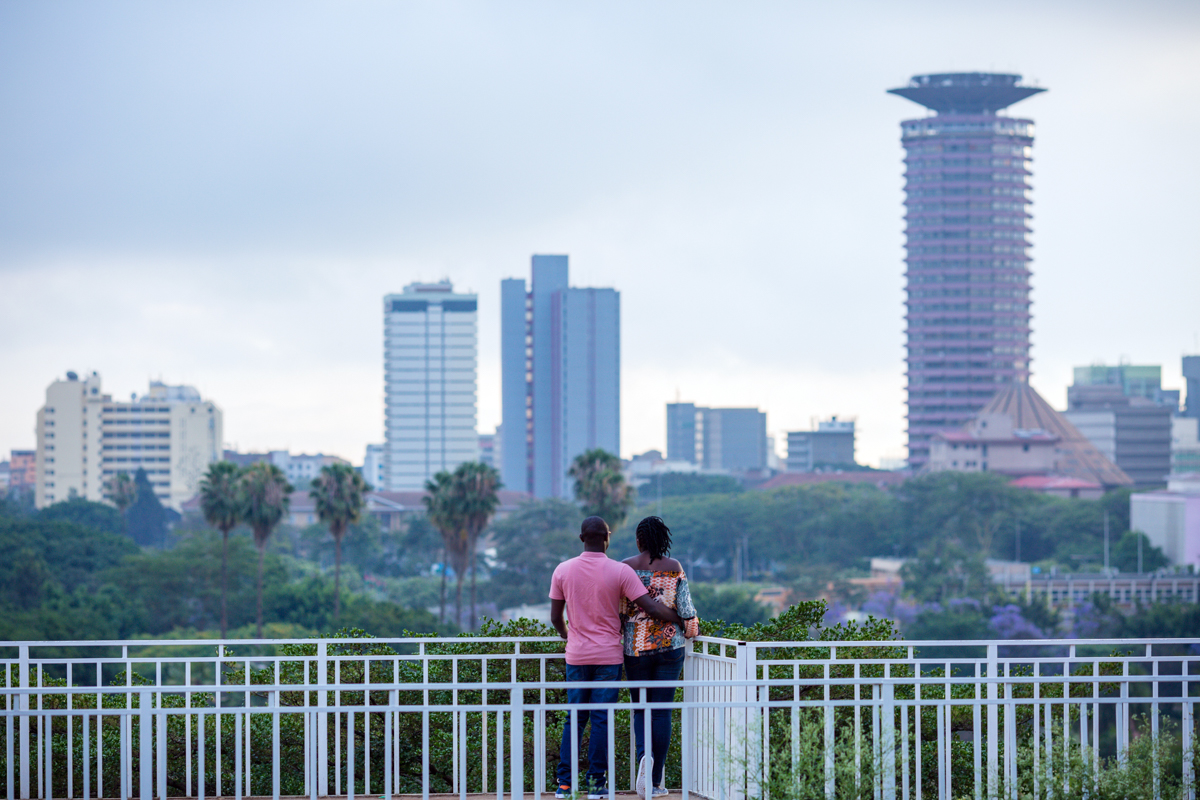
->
xmin=423 ymin=471 xmax=462 ymax=625
xmin=568 ymin=448 xmax=634 ymax=530
xmin=310 ymin=463 xmax=368 ymax=623
xmin=106 ymin=471 xmax=137 ymax=534
xmin=238 ymin=461 xmax=292 ymax=638
xmin=453 ymin=462 xmax=502 ymax=627
xmin=199 ymin=461 xmax=243 ymax=638
xmin=423 ymin=462 xmax=502 ymax=630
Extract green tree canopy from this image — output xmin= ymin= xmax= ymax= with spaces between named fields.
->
xmin=310 ymin=462 xmax=369 ymax=622
xmin=568 ymin=448 xmax=635 ymax=529
xmin=488 ymin=498 xmax=584 ymax=610
xmin=239 ymin=461 xmax=292 ymax=637
xmin=37 ymin=497 xmax=124 ymax=536
xmin=125 ymin=468 xmax=167 ymax=547
xmin=200 ymin=460 xmax=244 ymax=637
xmin=423 ymin=462 xmax=501 ymax=629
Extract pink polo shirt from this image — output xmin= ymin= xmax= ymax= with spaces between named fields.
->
xmin=549 ymin=552 xmax=649 ymax=665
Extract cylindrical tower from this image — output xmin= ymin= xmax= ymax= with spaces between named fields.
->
xmin=888 ymin=73 xmax=1046 ymax=468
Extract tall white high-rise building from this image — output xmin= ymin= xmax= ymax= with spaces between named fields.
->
xmin=383 ymin=281 xmax=478 ymax=490
xmin=35 ymin=371 xmax=223 ymax=510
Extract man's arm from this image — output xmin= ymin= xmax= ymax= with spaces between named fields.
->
xmin=550 ymin=598 xmax=568 ymax=640
xmin=633 ymin=594 xmax=684 ymax=627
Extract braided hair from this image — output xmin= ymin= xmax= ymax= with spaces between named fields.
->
xmin=636 ymin=516 xmax=672 ymax=564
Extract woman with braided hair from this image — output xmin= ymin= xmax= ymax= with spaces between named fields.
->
xmin=620 ymin=516 xmax=700 ymax=798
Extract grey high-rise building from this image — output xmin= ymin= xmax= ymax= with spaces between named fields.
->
xmin=383 ymin=281 xmax=478 ymax=491
xmin=786 ymin=417 xmax=856 ymax=472
xmin=500 ymin=256 xmax=620 ymax=499
xmin=666 ymin=403 xmax=698 ymax=463
xmin=1064 ymin=384 xmax=1171 ymax=489
xmin=665 ymin=402 xmax=766 ymax=472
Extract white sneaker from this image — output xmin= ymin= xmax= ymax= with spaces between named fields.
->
xmin=635 ymin=755 xmax=648 ymax=799
xmin=652 ymin=788 xmax=669 ymax=797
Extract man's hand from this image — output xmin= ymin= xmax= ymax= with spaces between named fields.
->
xmin=633 ymin=594 xmax=684 ymax=628
xmin=549 ymin=598 xmax=568 ymax=641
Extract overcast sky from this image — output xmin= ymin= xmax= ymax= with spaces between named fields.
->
xmin=2 ymin=1 xmax=1198 ymax=468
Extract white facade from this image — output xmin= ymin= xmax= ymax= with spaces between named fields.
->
xmin=1131 ymin=473 xmax=1200 ymax=571
xmin=362 ymin=443 xmax=384 ymax=489
xmin=35 ymin=372 xmax=223 ymax=511
xmin=1062 ymin=410 xmax=1118 ymax=463
xmin=268 ymin=451 xmax=350 ymax=488
xmin=1173 ymin=417 xmax=1200 ymax=474
xmin=383 ymin=281 xmax=478 ymax=490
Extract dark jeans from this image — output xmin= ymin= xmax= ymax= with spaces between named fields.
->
xmin=624 ymin=647 xmax=685 ymax=787
xmin=557 ymin=662 xmax=622 ymax=789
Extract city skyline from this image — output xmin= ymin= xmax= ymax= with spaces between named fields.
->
xmin=1 ymin=3 xmax=1198 ymax=468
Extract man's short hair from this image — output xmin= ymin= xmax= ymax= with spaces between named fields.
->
xmin=580 ymin=516 xmax=609 ymax=544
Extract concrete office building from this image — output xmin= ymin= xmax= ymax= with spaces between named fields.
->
xmin=1073 ymin=363 xmax=1179 ymax=413
xmin=268 ymin=451 xmax=350 ymax=487
xmin=8 ymin=450 xmax=35 ymax=491
xmin=1173 ymin=418 xmax=1200 ymax=475
xmin=361 ymin=444 xmax=384 ymax=490
xmin=665 ymin=403 xmax=767 ymax=472
xmin=35 ymin=372 xmax=223 ymax=511
xmin=500 ymin=256 xmax=620 ymax=499
xmin=786 ymin=417 xmax=856 ymax=472
xmin=666 ymin=403 xmax=699 ymax=463
xmin=1131 ymin=473 xmax=1200 ymax=571
xmin=477 ymin=433 xmax=496 ymax=470
xmin=889 ymin=73 xmax=1045 ymax=467
xmin=1064 ymin=384 xmax=1173 ymax=489
xmin=1184 ymin=356 xmax=1200 ymax=421
xmin=383 ymin=281 xmax=479 ymax=491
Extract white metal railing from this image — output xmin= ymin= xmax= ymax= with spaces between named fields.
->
xmin=1 ymin=636 xmax=1198 ymax=800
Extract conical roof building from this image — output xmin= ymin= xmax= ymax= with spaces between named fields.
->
xmin=977 ymin=382 xmax=1132 ymax=489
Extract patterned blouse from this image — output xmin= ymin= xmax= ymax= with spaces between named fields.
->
xmin=621 ymin=569 xmax=699 ymax=657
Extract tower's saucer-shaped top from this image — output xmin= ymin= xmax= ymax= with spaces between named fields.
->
xmin=888 ymin=72 xmax=1045 ymax=114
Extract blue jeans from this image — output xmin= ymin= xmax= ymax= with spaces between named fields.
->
xmin=625 ymin=647 xmax=685 ymax=787
xmin=557 ymin=662 xmax=622 ymax=789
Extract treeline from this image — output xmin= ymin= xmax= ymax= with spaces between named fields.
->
xmin=0 ymin=498 xmax=444 ymax=642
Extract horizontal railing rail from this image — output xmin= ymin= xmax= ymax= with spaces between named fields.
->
xmin=2 ymin=636 xmax=1198 ymax=800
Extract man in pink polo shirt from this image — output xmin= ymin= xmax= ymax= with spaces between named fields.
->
xmin=550 ymin=516 xmax=683 ymax=799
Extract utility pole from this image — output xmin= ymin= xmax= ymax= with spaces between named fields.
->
xmin=1103 ymin=511 xmax=1110 ymax=574
xmin=1138 ymin=531 xmax=1144 ymax=574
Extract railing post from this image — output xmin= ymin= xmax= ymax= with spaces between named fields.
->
xmin=157 ymin=690 xmax=167 ymax=799
xmin=987 ymin=643 xmax=998 ymax=800
xmin=881 ymin=668 xmax=895 ymax=799
xmin=682 ymin=647 xmax=695 ymax=799
xmin=733 ymin=642 xmax=752 ymax=800
xmin=18 ymin=645 xmax=28 ymax=800
xmin=510 ymin=681 xmax=524 ymax=800
xmin=318 ymin=641 xmax=328 ymax=797
xmin=140 ymin=689 xmax=153 ymax=800
xmin=824 ymin=651 xmax=834 ymax=800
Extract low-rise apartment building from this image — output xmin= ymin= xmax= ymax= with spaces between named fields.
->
xmin=35 ymin=371 xmax=223 ymax=511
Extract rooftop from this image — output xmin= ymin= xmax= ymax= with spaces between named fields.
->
xmin=888 ymin=72 xmax=1046 ymax=114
